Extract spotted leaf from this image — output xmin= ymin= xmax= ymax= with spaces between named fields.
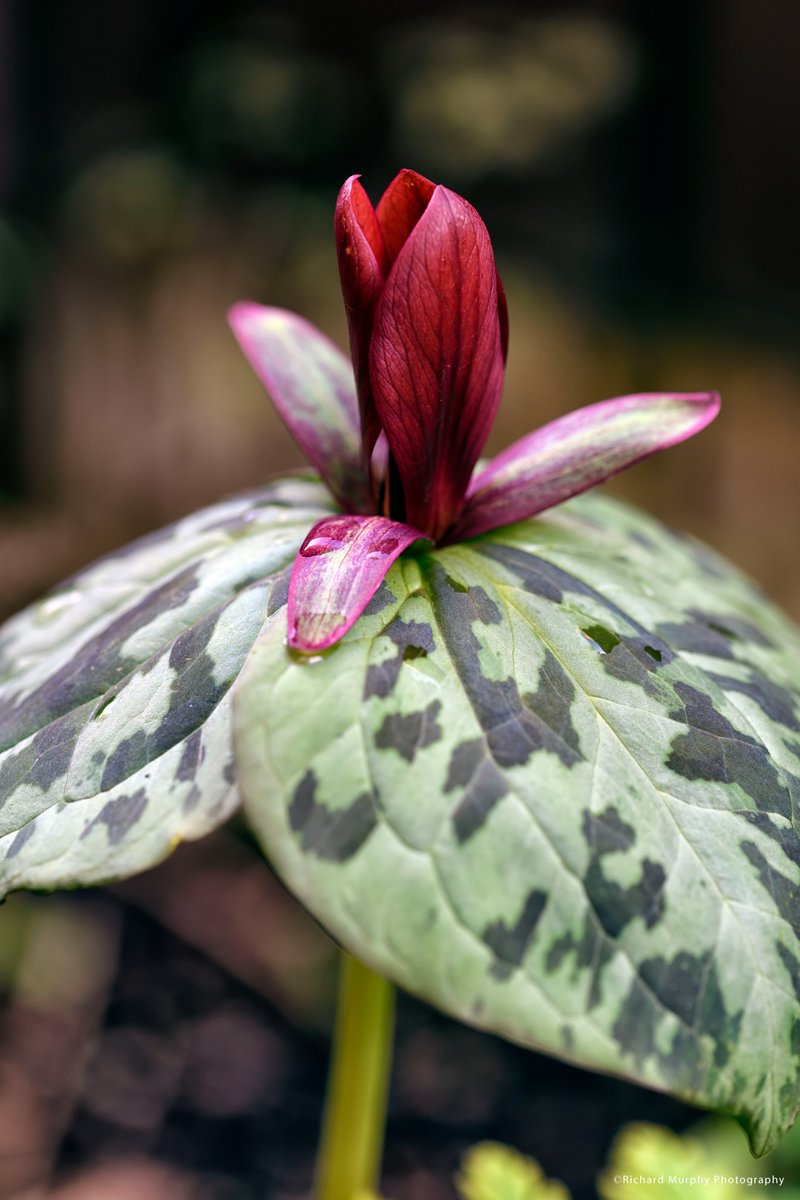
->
xmin=234 ymin=490 xmax=800 ymax=1156
xmin=0 ymin=476 xmax=335 ymax=892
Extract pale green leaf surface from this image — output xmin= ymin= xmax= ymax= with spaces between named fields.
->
xmin=0 ymin=477 xmax=334 ymax=891
xmin=234 ymin=491 xmax=800 ymax=1155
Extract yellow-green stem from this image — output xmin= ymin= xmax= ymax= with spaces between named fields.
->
xmin=315 ymin=952 xmax=395 ymax=1200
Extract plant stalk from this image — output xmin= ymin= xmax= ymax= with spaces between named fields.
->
xmin=315 ymin=952 xmax=395 ymax=1200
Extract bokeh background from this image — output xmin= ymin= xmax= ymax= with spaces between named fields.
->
xmin=0 ymin=2 xmax=799 ymax=1197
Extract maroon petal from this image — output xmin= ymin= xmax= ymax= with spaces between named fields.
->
xmin=375 ymin=168 xmax=436 ymax=266
xmin=450 ymin=391 xmax=722 ymax=541
xmin=288 ymin=515 xmax=429 ymax=652
xmin=229 ymin=304 xmax=371 ymax=513
xmin=369 ymin=186 xmax=505 ymax=542
xmin=496 ymin=271 xmax=509 ymax=363
xmin=335 ymin=175 xmax=387 ymax=461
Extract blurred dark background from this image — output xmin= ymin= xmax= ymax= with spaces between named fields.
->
xmin=0 ymin=2 xmax=799 ymax=1197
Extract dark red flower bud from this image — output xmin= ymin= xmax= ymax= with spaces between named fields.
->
xmin=336 ymin=170 xmax=506 ymax=540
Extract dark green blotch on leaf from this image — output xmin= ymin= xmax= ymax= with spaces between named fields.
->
xmin=656 ymin=615 xmax=737 ymax=660
xmin=183 ymin=784 xmax=202 ymax=815
xmin=0 ymin=708 xmax=86 ymax=805
xmin=612 ymin=978 xmax=705 ymax=1093
xmin=81 ymin=789 xmax=148 ymax=846
xmin=708 ymin=614 xmax=775 ymax=648
xmin=740 ymin=840 xmax=800 ymax=929
xmin=737 ymin=811 xmax=800 ymax=868
xmin=709 ymin=670 xmax=800 ymax=733
xmin=375 ymin=700 xmax=443 ymax=762
xmin=612 ymin=977 xmax=659 ymax=1069
xmin=585 ymin=857 xmax=666 ymax=939
xmin=176 ymin=728 xmax=204 ymax=782
xmin=6 ymin=821 xmax=36 ymax=858
xmin=545 ymin=912 xmax=615 ymax=1009
xmin=266 ymin=566 xmax=292 ymax=617
xmin=0 ymin=565 xmax=202 ymax=753
xmin=100 ymin=607 xmax=246 ymax=792
xmin=582 ymin=806 xmax=635 ymax=857
xmin=482 ymin=546 xmax=661 ymax=653
xmin=289 ymin=770 xmax=377 ymax=861
xmin=600 ymin=634 xmax=674 ymax=695
xmin=100 ymin=729 xmax=148 ymax=791
xmin=792 ymin=1019 xmax=800 ymax=1057
xmin=658 ymin=1024 xmax=705 ymax=1092
xmin=446 ymin=738 xmax=509 ymax=843
xmin=28 ymin=718 xmax=86 ymax=790
xmin=521 ymin=650 xmax=583 ymax=766
xmin=482 ymin=888 xmax=548 ymax=981
xmin=363 ymin=617 xmax=435 ymax=701
xmin=544 ymin=809 xmax=646 ymax=1008
xmin=777 ymin=944 xmax=800 ymax=1002
xmin=430 ymin=569 xmax=583 ymax=771
xmin=363 ymin=582 xmax=396 ymax=615
xmin=639 ymin=950 xmax=742 ymax=1068
xmin=667 ymin=683 xmax=791 ymax=817
xmin=480 ymin=544 xmax=564 ymax=603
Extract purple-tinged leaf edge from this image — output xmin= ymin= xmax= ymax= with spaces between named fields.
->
xmin=450 ymin=391 xmax=721 ymax=541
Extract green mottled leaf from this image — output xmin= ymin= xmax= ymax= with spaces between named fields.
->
xmin=457 ymin=1142 xmax=571 ymax=1200
xmin=0 ymin=477 xmax=334 ymax=892
xmin=234 ymin=490 xmax=800 ymax=1156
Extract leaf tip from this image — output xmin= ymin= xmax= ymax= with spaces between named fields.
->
xmin=286 ymin=609 xmax=348 ymax=655
xmin=682 ymin=388 xmax=722 ymax=429
xmin=227 ymin=300 xmax=263 ymax=337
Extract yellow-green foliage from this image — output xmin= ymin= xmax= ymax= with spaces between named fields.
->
xmin=598 ymin=1123 xmax=769 ymax=1200
xmin=457 ymin=1141 xmax=572 ymax=1200
xmin=458 ymin=1116 xmax=800 ymax=1200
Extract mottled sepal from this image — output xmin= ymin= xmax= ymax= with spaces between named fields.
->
xmin=235 ymin=489 xmax=800 ymax=1155
xmin=288 ymin=515 xmax=429 ymax=652
xmin=0 ymin=478 xmax=335 ymax=893
xmin=452 ymin=392 xmax=721 ymax=541
xmin=228 ymin=304 xmax=371 ymax=513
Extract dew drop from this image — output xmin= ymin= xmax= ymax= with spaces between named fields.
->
xmin=299 ymin=519 xmax=358 ymax=557
xmin=286 ymin=639 xmax=326 ymax=664
xmin=299 ymin=536 xmax=340 ymax=557
xmin=366 ymin=536 xmax=401 ymax=560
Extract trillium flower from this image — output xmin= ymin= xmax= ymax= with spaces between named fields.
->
xmin=230 ymin=169 xmax=719 ymax=654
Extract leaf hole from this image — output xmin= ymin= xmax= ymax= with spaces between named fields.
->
xmin=644 ymin=645 xmax=663 ymax=662
xmin=403 ymin=645 xmax=427 ymax=661
xmin=580 ymin=624 xmax=620 ymax=655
